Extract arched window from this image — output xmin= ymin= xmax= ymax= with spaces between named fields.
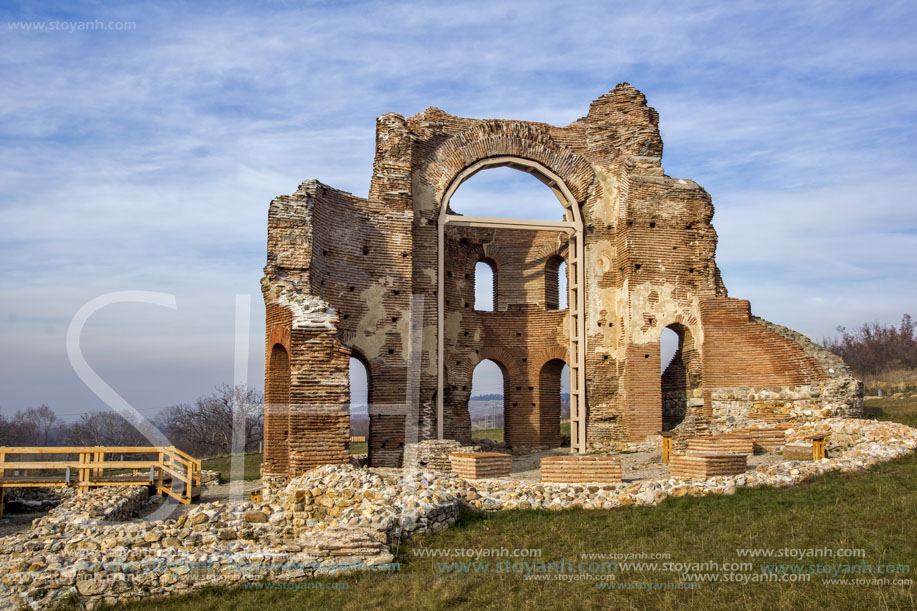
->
xmin=545 ymin=256 xmax=568 ymax=310
xmin=474 ymin=259 xmax=497 ymax=311
xmin=660 ymin=327 xmax=679 ymax=374
xmin=470 ymin=359 xmax=505 ymax=442
xmin=448 ymin=166 xmax=566 ymax=221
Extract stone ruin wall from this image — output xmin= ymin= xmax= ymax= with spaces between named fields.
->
xmin=260 ymin=83 xmax=863 ymax=478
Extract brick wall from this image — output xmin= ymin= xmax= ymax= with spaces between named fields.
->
xmin=261 ymin=83 xmax=862 ymax=480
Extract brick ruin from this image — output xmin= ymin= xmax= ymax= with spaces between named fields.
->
xmin=261 ymin=83 xmax=863 ymax=478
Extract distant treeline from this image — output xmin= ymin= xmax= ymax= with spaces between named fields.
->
xmin=0 ymin=385 xmax=263 ymax=459
xmin=823 ymin=314 xmax=917 ymax=377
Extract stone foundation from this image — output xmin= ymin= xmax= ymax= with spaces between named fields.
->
xmin=403 ymin=440 xmax=476 ymax=473
xmin=783 ymin=442 xmax=816 ymax=461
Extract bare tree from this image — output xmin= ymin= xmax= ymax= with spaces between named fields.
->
xmin=159 ymin=385 xmax=263 ymax=457
xmin=0 ymin=409 xmax=10 ymax=445
xmin=66 ymin=410 xmax=149 ymax=447
xmin=11 ymin=405 xmax=59 ymax=446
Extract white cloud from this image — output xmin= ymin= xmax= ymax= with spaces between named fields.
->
xmin=1 ymin=0 xmax=915 ymax=415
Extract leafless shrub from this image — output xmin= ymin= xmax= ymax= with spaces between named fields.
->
xmin=823 ymin=314 xmax=917 ymax=378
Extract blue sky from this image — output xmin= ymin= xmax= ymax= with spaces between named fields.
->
xmin=1 ymin=0 xmax=915 ymax=419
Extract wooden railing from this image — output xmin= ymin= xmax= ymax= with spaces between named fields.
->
xmin=0 ymin=446 xmax=201 ymax=516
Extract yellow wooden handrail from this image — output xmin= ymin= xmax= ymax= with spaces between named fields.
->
xmin=0 ymin=446 xmax=202 ymax=508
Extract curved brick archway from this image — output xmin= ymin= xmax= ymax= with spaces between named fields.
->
xmin=433 ymin=135 xmax=591 ymax=447
xmin=421 ymin=121 xmax=595 ymax=213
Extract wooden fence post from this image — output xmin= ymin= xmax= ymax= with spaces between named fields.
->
xmin=660 ymin=431 xmax=674 ymax=463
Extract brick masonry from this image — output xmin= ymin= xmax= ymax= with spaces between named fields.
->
xmin=448 ymin=453 xmax=513 ymax=479
xmin=540 ymin=456 xmax=623 ymax=484
xmin=685 ymin=435 xmax=755 ymax=456
xmin=261 ymin=83 xmax=863 ymax=479
xmin=669 ymin=454 xmax=748 ymax=478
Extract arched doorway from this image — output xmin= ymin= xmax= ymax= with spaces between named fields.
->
xmin=538 ymin=359 xmax=571 ymax=447
xmin=470 ymin=358 xmax=506 ymax=442
xmin=264 ymin=343 xmax=290 ymax=474
xmin=660 ymin=324 xmax=701 ymax=432
xmin=348 ymin=355 xmax=370 ymax=457
xmin=436 ymin=156 xmax=587 ymax=452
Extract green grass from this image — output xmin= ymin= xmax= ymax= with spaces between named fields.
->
xmin=864 ymin=396 xmax=917 ymax=428
xmin=201 ymin=452 xmax=263 ymax=482
xmin=108 ymin=402 xmax=917 ymax=610
xmin=471 ymin=428 xmax=503 ymax=442
xmin=201 ymin=442 xmax=369 ymax=482
xmin=113 ymin=452 xmax=917 ymax=610
xmin=472 ymin=422 xmax=569 ymax=442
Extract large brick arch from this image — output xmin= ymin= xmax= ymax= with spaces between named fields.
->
xmin=421 ymin=120 xmax=596 ymax=214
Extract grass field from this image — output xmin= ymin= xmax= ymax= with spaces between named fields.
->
xmin=471 ymin=428 xmax=503 ymax=442
xmin=200 ymin=452 xmax=263 ymax=482
xmin=113 ymin=397 xmax=917 ymax=610
xmin=201 ymin=441 xmax=368 ymax=482
xmin=472 ymin=421 xmax=570 ymax=443
xmin=863 ymin=396 xmax=917 ymax=428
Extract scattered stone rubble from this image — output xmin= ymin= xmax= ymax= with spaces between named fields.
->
xmin=1 ymin=417 xmax=915 ymax=609
xmin=199 ymin=470 xmax=221 ymax=486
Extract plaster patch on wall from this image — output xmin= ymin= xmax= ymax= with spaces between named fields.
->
xmin=592 ymin=166 xmax=619 ymax=225
xmin=628 ymin=281 xmax=702 ymax=347
xmin=422 ymin=325 xmax=438 ymax=376
xmin=357 ymin=279 xmax=393 ymax=360
xmin=444 ymin=311 xmax=463 ymax=346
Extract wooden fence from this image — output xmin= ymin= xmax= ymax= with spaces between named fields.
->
xmin=0 ymin=446 xmax=201 ymax=517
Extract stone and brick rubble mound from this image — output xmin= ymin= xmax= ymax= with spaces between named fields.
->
xmin=279 ymin=464 xmax=462 ymax=536
xmin=1 ymin=418 xmax=915 ymax=609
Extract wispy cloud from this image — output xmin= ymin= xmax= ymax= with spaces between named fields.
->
xmin=0 ymin=0 xmax=915 ymax=415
